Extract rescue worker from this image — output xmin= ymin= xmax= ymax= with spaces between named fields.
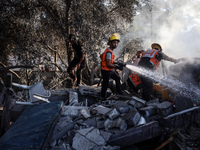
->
xmin=132 ymin=50 xmax=145 ymax=66
xmin=100 ymin=34 xmax=123 ymax=99
xmin=138 ymin=43 xmax=180 ymax=101
xmin=67 ymin=34 xmax=85 ymax=87
xmin=127 ymin=50 xmax=144 ymax=93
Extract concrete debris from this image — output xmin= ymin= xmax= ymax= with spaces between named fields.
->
xmin=51 ymin=121 xmax=74 ymax=140
xmin=106 ymin=108 xmax=120 ymax=120
xmin=62 ymin=106 xmax=87 ymax=118
xmin=132 ymin=96 xmax=146 ymax=105
xmin=78 ymin=85 xmax=112 ymax=98
xmin=114 ymin=101 xmax=130 ymax=114
xmin=156 ymin=101 xmax=173 ymax=116
xmin=76 ymin=127 xmax=94 ymax=136
xmin=72 ymin=127 xmax=107 ymax=150
xmin=104 ymin=118 xmax=127 ymax=131
xmin=45 ymin=86 xmax=200 ymax=149
xmin=139 ymin=106 xmax=157 ymax=119
xmin=1 ymin=84 xmax=200 ymax=150
xmin=72 ymin=133 xmax=97 ymax=150
xmin=93 ymin=105 xmax=111 ymax=115
xmin=122 ymin=110 xmax=141 ymax=126
xmin=137 ymin=116 xmax=146 ymax=126
xmin=129 ymin=98 xmax=145 ymax=108
xmin=85 ymin=128 xmax=106 ymax=145
xmin=68 ymin=89 xmax=78 ymax=106
xmin=80 ymin=108 xmax=91 ymax=118
xmin=100 ymin=130 xmax=112 ymax=141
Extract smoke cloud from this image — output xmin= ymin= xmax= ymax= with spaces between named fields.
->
xmin=120 ymin=0 xmax=200 ymax=59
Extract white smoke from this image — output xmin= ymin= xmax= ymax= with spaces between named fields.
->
xmin=119 ymin=0 xmax=200 ymax=59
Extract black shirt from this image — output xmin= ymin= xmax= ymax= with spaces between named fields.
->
xmin=72 ymin=40 xmax=85 ymax=59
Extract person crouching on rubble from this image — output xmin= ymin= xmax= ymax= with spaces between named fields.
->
xmin=127 ymin=50 xmax=145 ymax=94
xmin=138 ymin=43 xmax=181 ymax=101
xmin=67 ymin=34 xmax=85 ymax=87
xmin=100 ymin=33 xmax=123 ymax=100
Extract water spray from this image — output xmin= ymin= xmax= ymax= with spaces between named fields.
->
xmin=126 ymin=64 xmax=200 ymax=100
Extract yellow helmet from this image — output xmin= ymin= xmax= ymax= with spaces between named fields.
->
xmin=151 ymin=43 xmax=162 ymax=51
xmin=107 ymin=33 xmax=120 ymax=45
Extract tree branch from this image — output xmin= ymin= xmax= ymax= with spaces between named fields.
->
xmin=38 ymin=0 xmax=68 ymax=38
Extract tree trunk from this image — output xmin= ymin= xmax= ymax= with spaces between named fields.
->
xmin=65 ymin=0 xmax=73 ymax=64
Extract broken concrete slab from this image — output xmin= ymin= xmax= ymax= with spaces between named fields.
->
xmin=62 ymin=106 xmax=87 ymax=119
xmin=129 ymin=99 xmax=145 ymax=108
xmin=104 ymin=118 xmax=127 ymax=131
xmin=72 ymin=133 xmax=97 ymax=150
xmin=100 ymin=130 xmax=112 ymax=141
xmin=114 ymin=101 xmax=130 ymax=114
xmin=122 ymin=110 xmax=141 ymax=126
xmin=82 ymin=117 xmax=97 ymax=128
xmin=81 ymin=116 xmax=105 ymax=129
xmin=137 ymin=116 xmax=147 ymax=126
xmin=93 ymin=105 xmax=112 ymax=115
xmin=72 ymin=127 xmax=106 ymax=150
xmin=78 ymin=85 xmax=112 ymax=98
xmin=80 ymin=108 xmax=91 ymax=118
xmin=49 ymin=89 xmax=68 ymax=102
xmin=139 ymin=106 xmax=157 ymax=119
xmin=146 ymin=98 xmax=160 ymax=107
xmin=51 ymin=121 xmax=74 ymax=141
xmin=96 ymin=118 xmax=106 ymax=129
xmin=78 ymin=85 xmax=98 ymax=96
xmin=156 ymin=101 xmax=173 ymax=116
xmin=76 ymin=127 xmax=94 ymax=136
xmin=132 ymin=96 xmax=146 ymax=105
xmin=85 ymin=128 xmax=106 ymax=145
xmin=107 ymin=108 xmax=120 ymax=120
xmin=67 ymin=89 xmax=78 ymax=105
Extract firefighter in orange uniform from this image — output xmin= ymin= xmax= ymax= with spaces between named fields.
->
xmin=100 ymin=34 xmax=123 ymax=99
xmin=138 ymin=43 xmax=180 ymax=101
xmin=127 ymin=50 xmax=144 ymax=93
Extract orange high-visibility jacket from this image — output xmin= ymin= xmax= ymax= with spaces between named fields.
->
xmin=129 ymin=72 xmax=142 ymax=87
xmin=142 ymin=49 xmax=160 ymax=69
xmin=101 ymin=48 xmax=115 ymax=71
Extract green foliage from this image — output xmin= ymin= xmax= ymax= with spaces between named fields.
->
xmin=0 ymin=0 xmax=142 ymax=86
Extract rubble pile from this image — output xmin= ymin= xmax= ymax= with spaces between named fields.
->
xmin=0 ymin=79 xmax=200 ymax=149
xmin=47 ymin=85 xmax=200 ymax=150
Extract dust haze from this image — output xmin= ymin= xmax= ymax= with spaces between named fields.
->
xmin=117 ymin=0 xmax=200 ymax=61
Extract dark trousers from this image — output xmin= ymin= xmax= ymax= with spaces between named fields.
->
xmin=67 ymin=58 xmax=85 ymax=85
xmin=101 ymin=69 xmax=122 ymax=99
xmin=139 ymin=75 xmax=153 ymax=101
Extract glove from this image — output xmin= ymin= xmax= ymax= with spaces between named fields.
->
xmin=118 ymin=61 xmax=126 ymax=67
xmin=115 ymin=65 xmax=123 ymax=70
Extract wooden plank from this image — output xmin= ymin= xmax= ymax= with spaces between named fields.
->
xmin=0 ymin=101 xmax=63 ymax=150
